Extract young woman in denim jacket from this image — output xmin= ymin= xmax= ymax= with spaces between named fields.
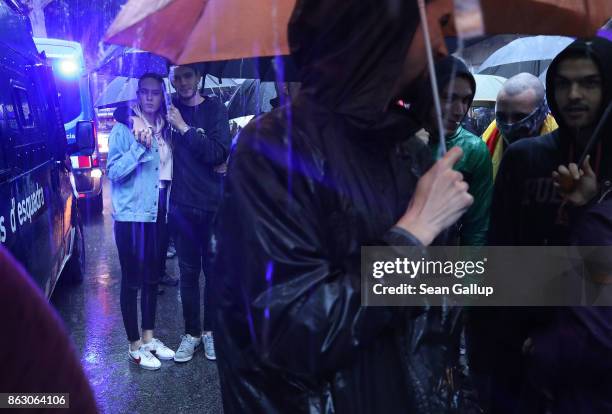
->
xmin=107 ymin=73 xmax=175 ymax=370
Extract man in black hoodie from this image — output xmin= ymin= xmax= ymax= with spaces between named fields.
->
xmin=470 ymin=37 xmax=612 ymax=413
xmin=489 ymin=37 xmax=612 ymax=245
xmin=212 ymin=0 xmax=475 ymax=413
xmin=167 ymin=64 xmax=231 ymax=363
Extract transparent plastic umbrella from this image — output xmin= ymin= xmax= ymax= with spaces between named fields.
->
xmin=477 ymin=36 xmax=574 ymax=78
xmin=94 ymin=75 xmax=244 ymax=108
xmin=473 ymin=74 xmax=507 ymax=104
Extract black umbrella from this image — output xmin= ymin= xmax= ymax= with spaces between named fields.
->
xmin=226 ymin=80 xmax=277 ymax=119
xmin=203 ymin=55 xmax=299 ymax=82
xmin=96 ymin=45 xmax=169 ymax=77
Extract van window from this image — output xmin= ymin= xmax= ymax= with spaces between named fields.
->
xmin=10 ymin=85 xmax=48 ymax=170
xmin=55 ymin=76 xmax=81 ymax=122
xmin=48 ymin=57 xmax=82 ymax=122
xmin=13 ymin=87 xmax=35 ymax=129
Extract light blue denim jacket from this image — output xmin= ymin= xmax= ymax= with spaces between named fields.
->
xmin=107 ymin=122 xmax=160 ymax=222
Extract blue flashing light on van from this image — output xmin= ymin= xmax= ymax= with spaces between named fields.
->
xmin=33 ymin=37 xmax=104 ymax=213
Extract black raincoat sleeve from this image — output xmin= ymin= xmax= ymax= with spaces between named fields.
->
xmin=215 ymin=140 xmax=418 ymax=378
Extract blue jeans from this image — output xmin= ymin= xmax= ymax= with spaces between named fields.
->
xmin=171 ymin=205 xmax=216 ymax=336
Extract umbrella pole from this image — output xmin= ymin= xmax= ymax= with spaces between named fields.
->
xmin=164 ymin=88 xmax=173 ymax=113
xmin=418 ymin=0 xmax=446 ymax=156
xmin=577 ymin=101 xmax=612 ymax=166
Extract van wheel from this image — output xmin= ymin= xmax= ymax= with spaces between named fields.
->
xmin=64 ymin=223 xmax=85 ymax=284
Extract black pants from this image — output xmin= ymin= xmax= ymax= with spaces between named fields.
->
xmin=115 ymin=188 xmax=166 ymax=342
xmin=158 ymin=182 xmax=170 ymax=276
xmin=172 ymin=204 xmax=216 ymax=337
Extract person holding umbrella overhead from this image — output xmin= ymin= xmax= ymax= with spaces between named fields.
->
xmin=211 ymin=0 xmax=478 ymax=412
xmin=107 ymin=73 xmax=176 ymax=370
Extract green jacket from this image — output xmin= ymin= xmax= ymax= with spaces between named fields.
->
xmin=430 ymin=126 xmax=493 ymax=246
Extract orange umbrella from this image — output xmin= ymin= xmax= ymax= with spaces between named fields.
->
xmin=105 ymin=0 xmax=610 ymax=64
xmin=451 ymin=0 xmax=611 ymax=37
xmin=105 ymin=0 xmax=295 ymax=64
xmin=480 ymin=0 xmax=612 ymax=37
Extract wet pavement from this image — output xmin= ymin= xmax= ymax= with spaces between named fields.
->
xmin=51 ymin=179 xmax=223 ymax=414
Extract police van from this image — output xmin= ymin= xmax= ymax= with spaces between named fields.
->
xmin=33 ymin=37 xmax=103 ymax=214
xmin=0 ymin=0 xmax=95 ymax=298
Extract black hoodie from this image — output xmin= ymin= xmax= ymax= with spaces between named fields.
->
xmin=489 ymin=37 xmax=612 ymax=245
xmin=211 ymin=1 xmax=466 ymax=413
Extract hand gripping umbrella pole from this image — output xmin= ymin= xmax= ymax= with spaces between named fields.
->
xmin=556 ymin=101 xmax=611 ymax=194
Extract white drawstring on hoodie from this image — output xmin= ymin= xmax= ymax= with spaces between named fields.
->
xmin=132 ymin=104 xmax=173 ymax=183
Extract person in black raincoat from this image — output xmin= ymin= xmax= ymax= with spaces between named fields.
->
xmin=211 ymin=0 xmax=477 ymax=413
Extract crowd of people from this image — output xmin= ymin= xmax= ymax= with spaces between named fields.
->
xmin=34 ymin=0 xmax=610 ymax=412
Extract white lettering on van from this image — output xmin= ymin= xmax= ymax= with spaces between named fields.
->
xmin=0 ymin=216 xmax=6 ymax=243
xmin=17 ymin=184 xmax=45 ymax=226
xmin=1 ymin=185 xmax=46 ymax=243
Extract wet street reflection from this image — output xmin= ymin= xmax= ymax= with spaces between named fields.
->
xmin=51 ymin=179 xmax=223 ymax=414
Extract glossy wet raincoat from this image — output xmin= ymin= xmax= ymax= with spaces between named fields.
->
xmin=212 ymin=1 xmax=472 ymax=413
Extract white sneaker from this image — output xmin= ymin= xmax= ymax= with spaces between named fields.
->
xmin=128 ymin=345 xmax=161 ymax=370
xmin=174 ymin=334 xmax=201 ymax=363
xmin=203 ymin=332 xmax=216 ymax=361
xmin=142 ymin=338 xmax=175 ymax=360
